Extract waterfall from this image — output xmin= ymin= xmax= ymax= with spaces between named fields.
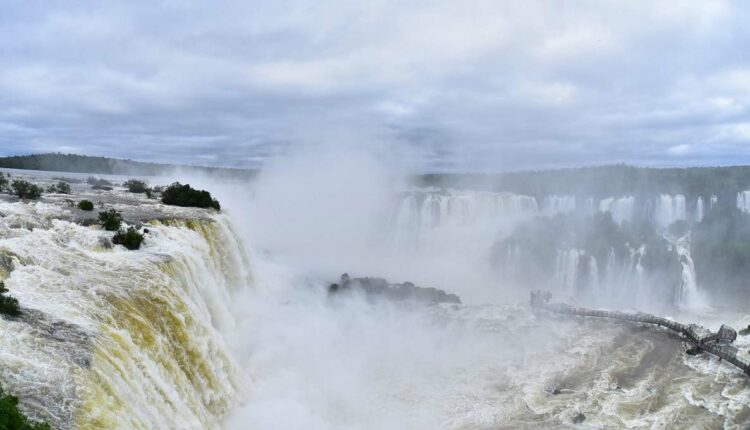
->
xmin=694 ymin=196 xmax=705 ymax=223
xmin=654 ymin=194 xmax=686 ymax=227
xmin=598 ymin=196 xmax=634 ymax=224
xmin=556 ymin=249 xmax=581 ymax=298
xmin=737 ymin=191 xmax=750 ymax=213
xmin=0 ymin=201 xmax=252 ymax=429
xmin=672 ymin=234 xmax=703 ymax=310
xmin=626 ymin=245 xmax=646 ymax=299
xmin=588 ymin=256 xmax=600 ymax=298
xmin=542 ymin=195 xmax=576 ymax=215
xmin=392 ymin=190 xmax=538 ymax=250
xmin=605 ymin=247 xmax=617 ymax=286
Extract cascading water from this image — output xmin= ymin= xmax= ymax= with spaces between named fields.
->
xmin=555 ymin=249 xmax=581 ymax=298
xmin=588 ymin=256 xmax=599 ymax=297
xmin=0 ymin=200 xmax=252 ymax=429
xmin=654 ymin=194 xmax=686 ymax=227
xmin=542 ymin=195 xmax=576 ymax=215
xmin=694 ymin=196 xmax=705 ymax=222
xmin=737 ymin=191 xmax=750 ymax=213
xmin=598 ymin=196 xmax=634 ymax=224
xmin=392 ymin=190 xmax=538 ymax=251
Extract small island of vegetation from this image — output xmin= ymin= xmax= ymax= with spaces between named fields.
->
xmin=0 ymin=281 xmax=20 ymax=317
xmin=161 ymin=182 xmax=220 ymax=210
xmin=112 ymin=227 xmax=145 ymax=250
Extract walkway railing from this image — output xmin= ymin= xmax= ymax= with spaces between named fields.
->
xmin=530 ymin=290 xmax=750 ymax=376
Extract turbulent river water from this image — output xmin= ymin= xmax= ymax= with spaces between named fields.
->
xmin=1 ymin=171 xmax=750 ymax=429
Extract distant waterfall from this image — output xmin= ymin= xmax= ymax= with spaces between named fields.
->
xmin=654 ymin=194 xmax=686 ymax=227
xmin=588 ymin=256 xmax=600 ymax=297
xmin=555 ymin=249 xmax=581 ymax=298
xmin=393 ymin=191 xmax=538 ymax=250
xmin=694 ymin=197 xmax=705 ymax=222
xmin=598 ymin=196 xmax=634 ymax=224
xmin=672 ymin=235 xmax=702 ymax=309
xmin=737 ymin=191 xmax=750 ymax=213
xmin=542 ymin=195 xmax=576 ymax=215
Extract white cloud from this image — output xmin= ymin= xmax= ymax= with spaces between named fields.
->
xmin=0 ymin=0 xmax=748 ymax=169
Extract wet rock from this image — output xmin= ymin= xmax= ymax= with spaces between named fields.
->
xmin=685 ymin=347 xmax=701 ymax=355
xmin=739 ymin=325 xmax=750 ymax=336
xmin=571 ymin=413 xmax=586 ymax=424
xmin=99 ymin=236 xmax=113 ymax=249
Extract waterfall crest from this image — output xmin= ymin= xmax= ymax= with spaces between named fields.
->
xmin=0 ymin=202 xmax=251 ymax=429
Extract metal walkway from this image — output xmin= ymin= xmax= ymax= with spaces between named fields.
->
xmin=530 ymin=290 xmax=750 ymax=376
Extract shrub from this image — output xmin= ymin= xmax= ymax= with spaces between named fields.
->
xmin=77 ymin=200 xmax=94 ymax=211
xmin=161 ymin=182 xmax=220 ymax=210
xmin=47 ymin=181 xmax=71 ymax=194
xmin=112 ymin=227 xmax=145 ymax=250
xmin=98 ymin=209 xmax=123 ymax=231
xmin=0 ymin=174 xmax=8 ymax=191
xmin=0 ymin=385 xmax=51 ymax=430
xmin=123 ymin=179 xmax=148 ymax=193
xmin=11 ymin=180 xmax=42 ymax=200
xmin=86 ymin=177 xmax=112 ymax=187
xmin=0 ymin=282 xmax=20 ymax=317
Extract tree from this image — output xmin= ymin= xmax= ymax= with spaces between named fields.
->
xmin=77 ymin=200 xmax=94 ymax=211
xmin=47 ymin=181 xmax=71 ymax=194
xmin=123 ymin=179 xmax=148 ymax=193
xmin=11 ymin=180 xmax=42 ymax=200
xmin=161 ymin=182 xmax=220 ymax=210
xmin=112 ymin=227 xmax=145 ymax=250
xmin=0 ymin=385 xmax=51 ymax=430
xmin=0 ymin=282 xmax=20 ymax=317
xmin=98 ymin=209 xmax=123 ymax=231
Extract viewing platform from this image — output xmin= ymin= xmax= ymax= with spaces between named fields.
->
xmin=530 ymin=290 xmax=750 ymax=376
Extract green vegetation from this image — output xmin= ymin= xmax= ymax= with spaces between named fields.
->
xmin=161 ymin=182 xmax=220 ymax=210
xmin=77 ymin=200 xmax=94 ymax=211
xmin=0 ymin=385 xmax=51 ymax=430
xmin=98 ymin=209 xmax=123 ymax=231
xmin=0 ymin=174 xmax=8 ymax=192
xmin=52 ymin=176 xmax=83 ymax=184
xmin=123 ymin=179 xmax=148 ymax=193
xmin=416 ymin=164 xmax=750 ymax=202
xmin=0 ymin=281 xmax=20 ymax=317
xmin=112 ymin=227 xmax=145 ymax=250
xmin=0 ymin=153 xmax=254 ymax=179
xmin=10 ymin=180 xmax=42 ymax=200
xmin=86 ymin=177 xmax=112 ymax=187
xmin=692 ymin=207 xmax=750 ymax=298
xmin=47 ymin=181 xmax=71 ymax=194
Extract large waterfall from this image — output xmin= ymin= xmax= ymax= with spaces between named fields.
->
xmin=0 ymin=200 xmax=252 ymax=429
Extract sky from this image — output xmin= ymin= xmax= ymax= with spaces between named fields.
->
xmin=0 ymin=0 xmax=749 ymax=171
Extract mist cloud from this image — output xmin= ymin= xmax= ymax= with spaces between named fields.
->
xmin=1 ymin=0 xmax=749 ymax=170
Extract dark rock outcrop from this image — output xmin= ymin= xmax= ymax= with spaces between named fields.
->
xmin=329 ymin=273 xmax=461 ymax=304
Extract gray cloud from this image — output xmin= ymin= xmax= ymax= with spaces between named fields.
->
xmin=0 ymin=0 xmax=749 ymax=170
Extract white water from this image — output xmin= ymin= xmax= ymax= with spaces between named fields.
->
xmin=737 ymin=191 xmax=750 ymax=213
xmin=598 ymin=196 xmax=634 ymax=224
xmin=655 ymin=194 xmax=687 ymax=227
xmin=0 ymin=163 xmax=748 ymax=429
xmin=543 ymin=195 xmax=576 ymax=215
xmin=695 ymin=196 xmax=705 ymax=222
xmin=0 ymin=198 xmax=251 ymax=429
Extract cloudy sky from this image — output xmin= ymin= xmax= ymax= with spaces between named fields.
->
xmin=1 ymin=0 xmax=749 ymax=171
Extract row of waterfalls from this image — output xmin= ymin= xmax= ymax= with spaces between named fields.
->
xmin=395 ymin=191 xmax=740 ymax=231
xmin=392 ymin=190 xmax=721 ymax=309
